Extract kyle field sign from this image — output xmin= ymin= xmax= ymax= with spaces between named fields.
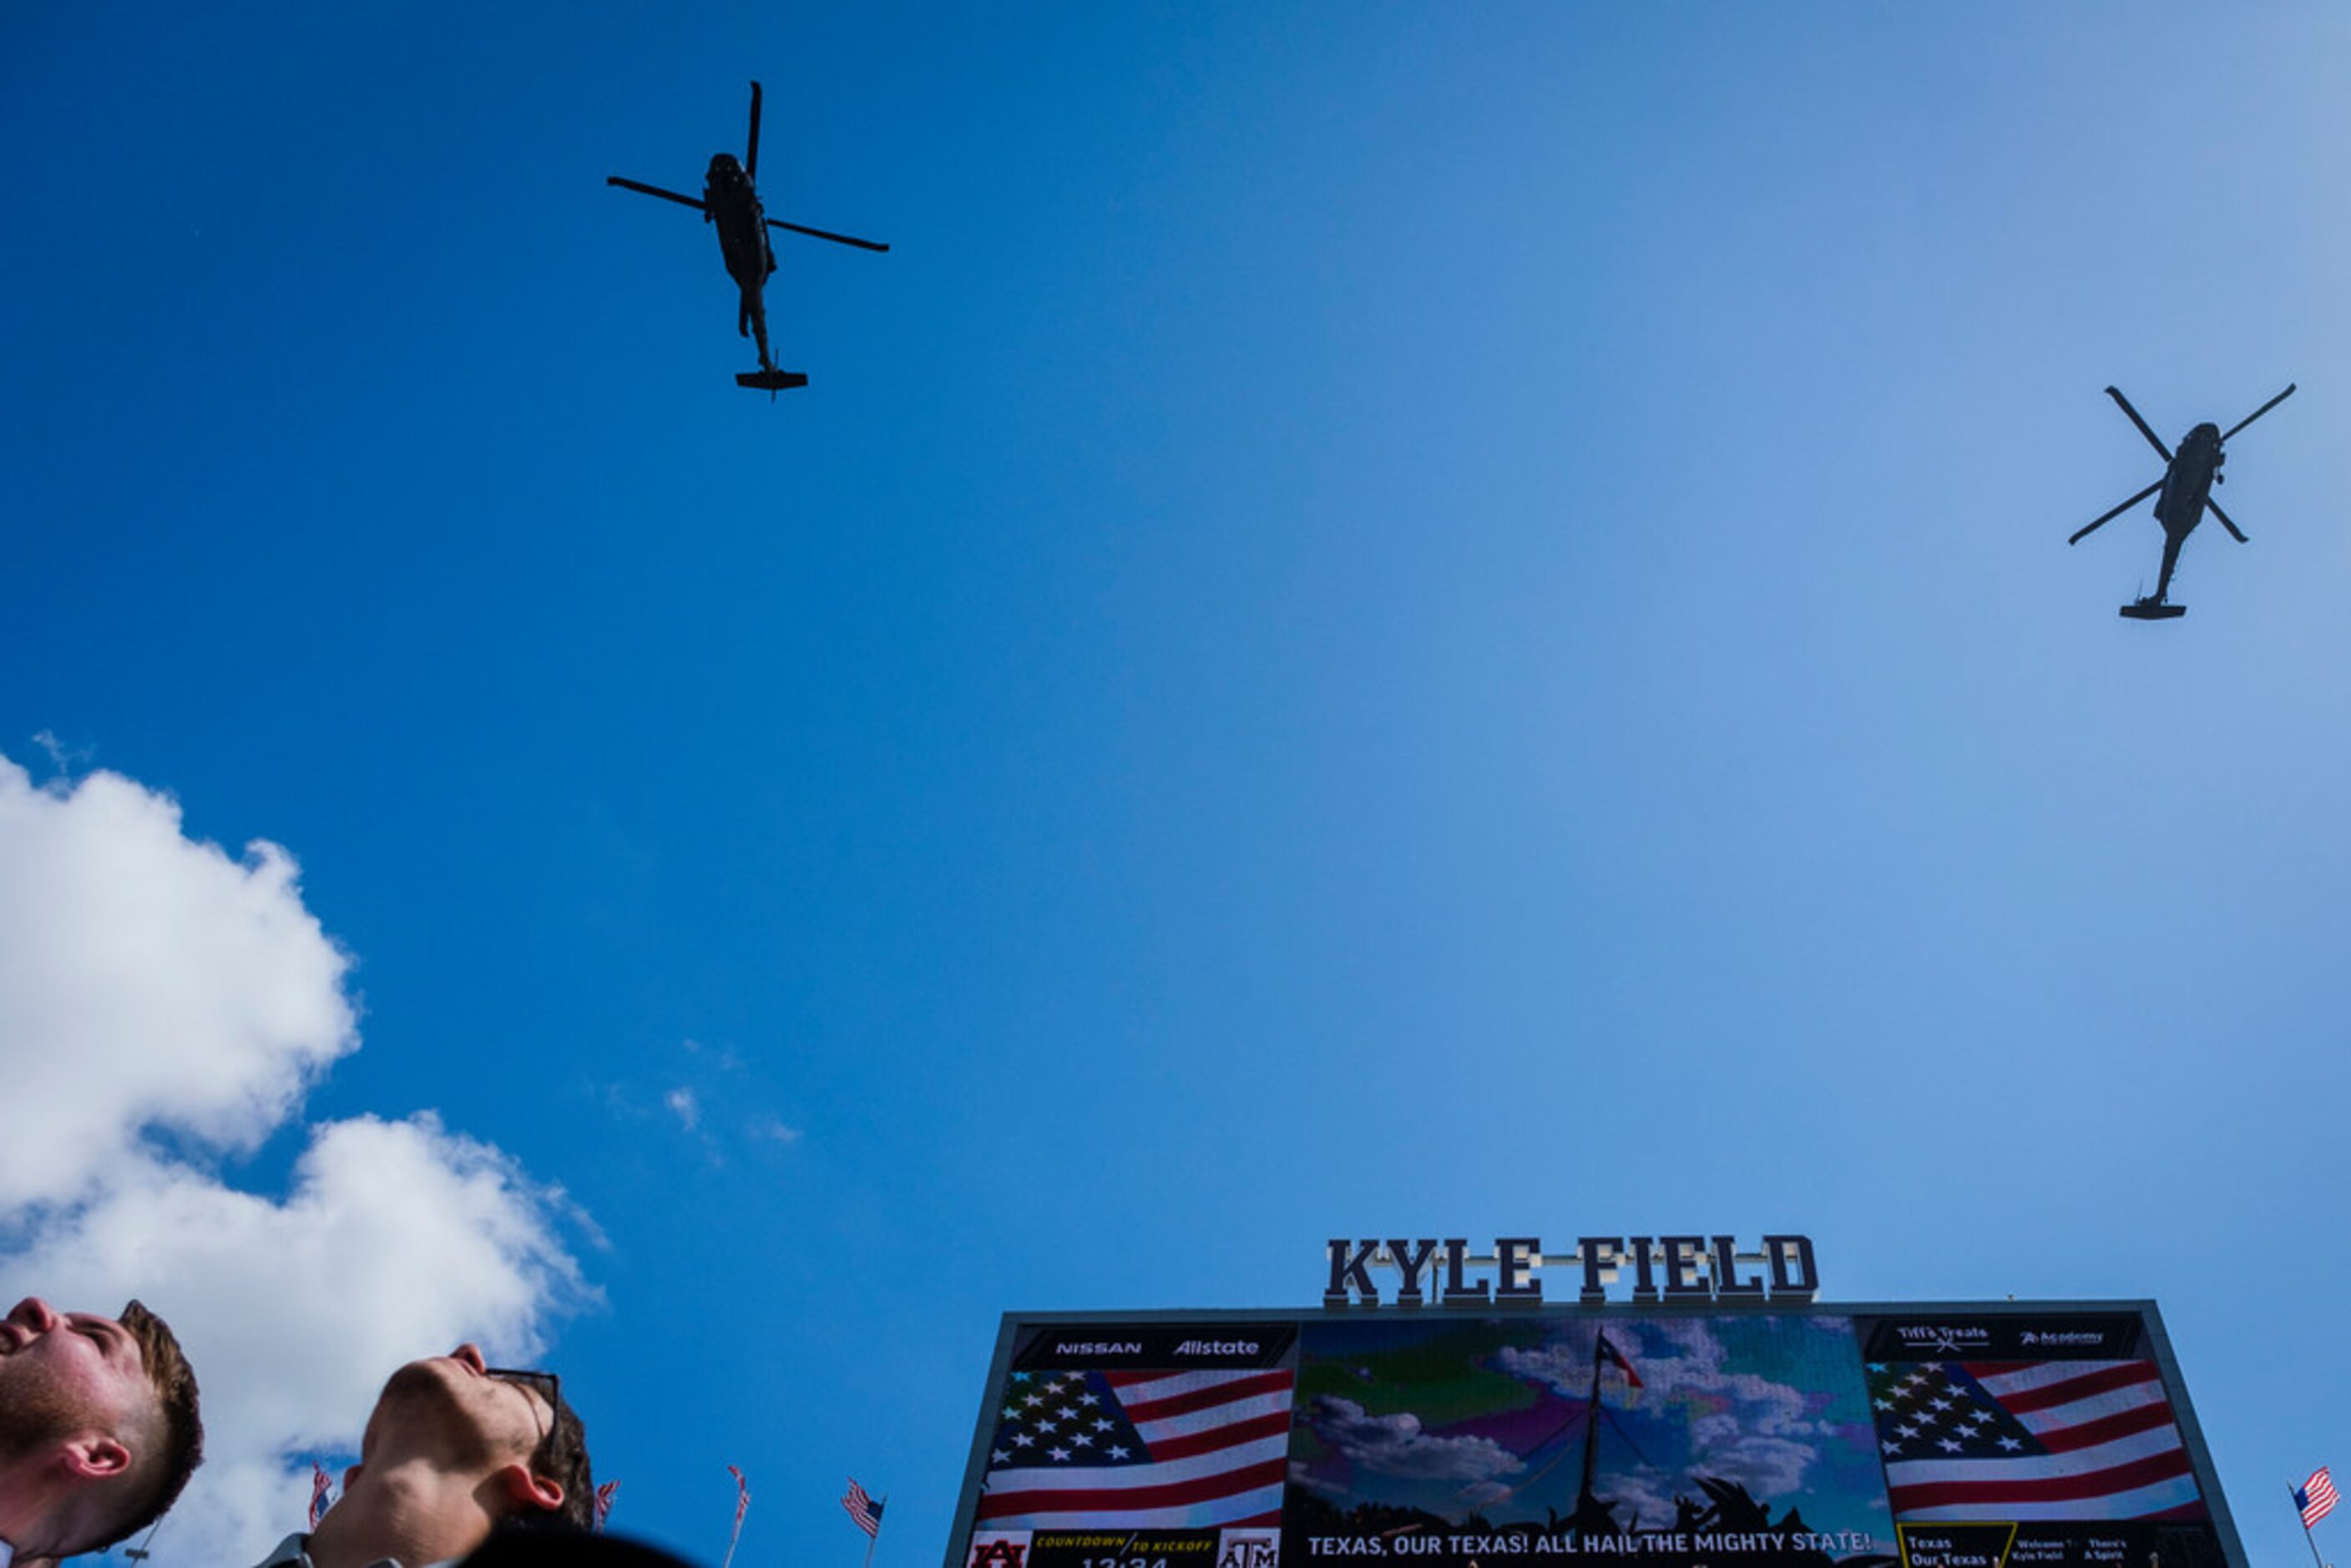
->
xmin=1321 ymin=1235 xmax=1822 ymax=1306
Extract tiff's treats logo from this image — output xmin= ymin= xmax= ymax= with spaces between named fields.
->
xmin=1894 ymin=1324 xmax=1991 ymax=1354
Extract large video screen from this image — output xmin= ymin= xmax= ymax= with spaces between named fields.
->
xmin=946 ymin=1307 xmax=2240 ymax=1568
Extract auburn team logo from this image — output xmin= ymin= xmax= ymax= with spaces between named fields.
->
xmin=971 ymin=1540 xmax=1029 ymax=1568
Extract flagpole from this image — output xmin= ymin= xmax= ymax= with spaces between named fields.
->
xmin=2293 ymin=1483 xmax=2327 ymax=1568
xmin=860 ymin=1495 xmax=888 ymax=1568
xmin=722 ymin=1469 xmax=751 ymax=1568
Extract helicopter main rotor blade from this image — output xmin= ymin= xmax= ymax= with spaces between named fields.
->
xmin=2105 ymin=386 xmax=2174 ymax=463
xmin=2070 ymin=479 xmax=2163 ymax=545
xmin=746 ymin=80 xmax=763 ymax=183
xmin=766 ymin=218 xmax=890 ymax=252
xmin=2222 ymin=382 xmax=2296 ymax=442
xmin=2205 ymin=497 xmax=2250 ymax=543
xmin=607 ymin=176 xmax=708 ymax=212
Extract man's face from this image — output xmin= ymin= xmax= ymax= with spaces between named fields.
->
xmin=361 ymin=1343 xmax=554 ymax=1478
xmin=0 ymin=1297 xmax=150 ymax=1455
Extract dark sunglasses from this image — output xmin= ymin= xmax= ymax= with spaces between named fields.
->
xmin=485 ymin=1366 xmax=563 ymax=1464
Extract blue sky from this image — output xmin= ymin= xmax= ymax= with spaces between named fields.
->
xmin=6 ymin=3 xmax=2351 ymax=1565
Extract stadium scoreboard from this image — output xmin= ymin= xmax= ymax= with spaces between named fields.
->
xmin=945 ymin=1299 xmax=2242 ymax=1568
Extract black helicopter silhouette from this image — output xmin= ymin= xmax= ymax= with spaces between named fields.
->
xmin=608 ymin=82 xmax=887 ymax=393
xmin=2069 ymin=382 xmax=2295 ymax=619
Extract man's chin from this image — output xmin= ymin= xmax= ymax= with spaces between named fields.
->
xmin=378 ymin=1356 xmax=469 ymax=1407
xmin=370 ymin=1359 xmax=502 ymax=1469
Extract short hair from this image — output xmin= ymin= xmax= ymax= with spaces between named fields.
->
xmin=83 ymin=1300 xmax=203 ymax=1552
xmin=506 ymin=1388 xmax=594 ymax=1534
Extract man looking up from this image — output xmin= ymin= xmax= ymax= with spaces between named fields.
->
xmin=0 ymin=1295 xmax=205 ymax=1563
xmin=259 ymin=1343 xmax=592 ymax=1568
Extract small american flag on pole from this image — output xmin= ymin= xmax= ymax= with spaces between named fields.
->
xmin=843 ymin=1478 xmax=885 ymax=1538
xmin=594 ymin=1479 xmax=619 ymax=1532
xmin=2298 ymin=1467 xmax=2338 ymax=1529
xmin=720 ymin=1465 xmax=753 ymax=1568
xmin=308 ymin=1463 xmax=334 ymax=1530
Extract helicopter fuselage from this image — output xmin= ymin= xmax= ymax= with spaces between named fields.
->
xmin=703 ymin=155 xmax=775 ymax=298
xmin=2153 ymin=422 xmax=2223 ymax=540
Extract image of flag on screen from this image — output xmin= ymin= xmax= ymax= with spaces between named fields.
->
xmin=975 ymin=1367 xmax=1294 ymax=1530
xmin=1868 ymin=1361 xmax=2206 ymax=1523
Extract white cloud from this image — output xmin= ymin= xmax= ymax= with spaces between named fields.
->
xmin=0 ymin=755 xmax=589 ymax=1564
xmin=607 ymin=1041 xmax=800 ymax=1156
xmin=0 ymin=757 xmax=357 ymax=1212
xmin=1308 ymin=1396 xmax=1527 ymax=1483
xmin=1495 ymin=1320 xmax=1856 ymax=1525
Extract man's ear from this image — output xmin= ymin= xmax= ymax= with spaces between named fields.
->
xmin=498 ymin=1460 xmax=565 ymax=1515
xmin=343 ymin=1461 xmax=365 ymax=1491
xmin=60 ymin=1434 xmax=132 ymax=1481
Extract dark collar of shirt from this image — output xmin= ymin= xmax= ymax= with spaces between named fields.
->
xmin=255 ymin=1532 xmax=458 ymax=1568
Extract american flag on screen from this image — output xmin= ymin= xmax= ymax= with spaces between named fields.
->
xmin=2297 ymin=1467 xmax=2338 ymax=1528
xmin=975 ymin=1368 xmax=1293 ymax=1530
xmin=1868 ymin=1361 xmax=2206 ymax=1523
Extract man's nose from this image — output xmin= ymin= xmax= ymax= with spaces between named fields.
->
xmin=7 ymin=1297 xmax=61 ymax=1332
xmin=453 ymin=1343 xmax=488 ymax=1373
